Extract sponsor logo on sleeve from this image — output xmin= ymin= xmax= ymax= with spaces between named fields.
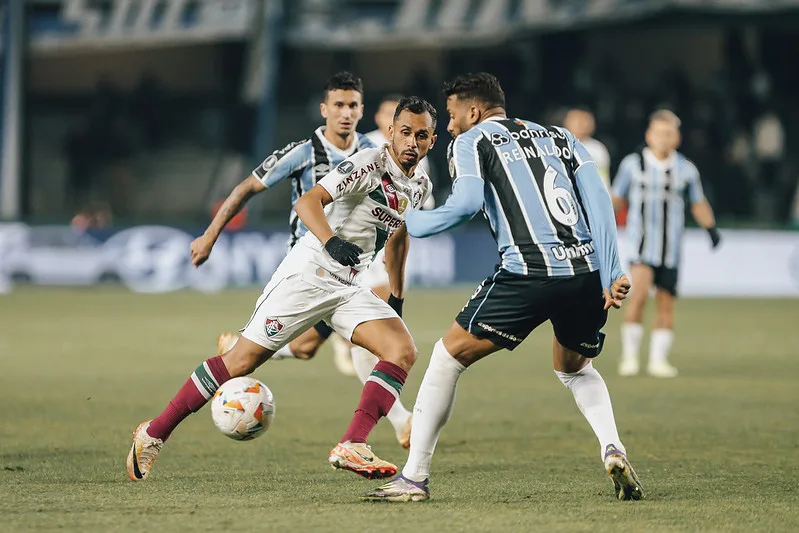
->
xmin=261 ymin=155 xmax=278 ymax=173
xmin=336 ymin=161 xmax=355 ymax=174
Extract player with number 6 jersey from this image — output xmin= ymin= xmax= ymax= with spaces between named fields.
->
xmin=364 ymin=73 xmax=642 ymax=503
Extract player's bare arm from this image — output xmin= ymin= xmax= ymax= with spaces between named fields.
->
xmin=384 ymin=224 xmax=409 ymax=300
xmin=294 ymin=184 xmax=363 ymax=266
xmin=190 ymin=176 xmax=266 ymax=267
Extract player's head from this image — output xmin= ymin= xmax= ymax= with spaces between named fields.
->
xmin=563 ymin=107 xmax=596 ymax=141
xmin=374 ymin=94 xmax=403 ymax=142
xmin=320 ymin=71 xmax=365 ymax=139
xmin=646 ymin=109 xmax=682 ymax=156
xmin=443 ymin=73 xmax=505 ymax=137
xmin=388 ymin=96 xmax=437 ymax=172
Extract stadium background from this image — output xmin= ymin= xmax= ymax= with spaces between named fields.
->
xmin=2 ymin=2 xmax=799 ymax=532
xmin=0 ymin=0 xmax=798 ymax=295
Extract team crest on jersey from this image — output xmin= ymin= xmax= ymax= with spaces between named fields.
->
xmin=261 ymin=155 xmax=278 ymax=173
xmin=413 ymin=190 xmax=423 ymax=207
xmin=264 ymin=317 xmax=284 ymax=338
xmin=448 ymin=157 xmax=456 ymax=180
xmin=397 ymin=197 xmax=409 ymax=214
xmin=337 ymin=161 xmax=355 ymax=174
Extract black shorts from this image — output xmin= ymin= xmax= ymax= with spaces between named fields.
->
xmin=635 ymin=263 xmax=679 ymax=296
xmin=455 ymin=269 xmax=608 ymax=357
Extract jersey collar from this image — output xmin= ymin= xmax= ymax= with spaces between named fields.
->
xmin=315 ymin=127 xmax=359 ymax=156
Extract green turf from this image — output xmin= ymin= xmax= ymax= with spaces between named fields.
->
xmin=2 ymin=287 xmax=798 ymax=532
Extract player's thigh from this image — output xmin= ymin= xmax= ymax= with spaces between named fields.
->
xmin=336 ymin=289 xmax=416 ymax=368
xmin=442 ymin=320 xmax=504 ymax=368
xmin=241 ymin=274 xmax=337 ymax=352
xmin=330 ymin=287 xmax=401 ymax=343
xmin=455 ymin=269 xmax=547 ymax=354
xmin=629 ymin=263 xmax=654 ymax=302
xmin=550 ymin=271 xmax=608 ymax=360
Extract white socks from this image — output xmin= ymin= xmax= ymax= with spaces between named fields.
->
xmin=402 ymin=339 xmax=466 ymax=482
xmin=649 ymin=329 xmax=674 ymax=365
xmin=620 ymin=322 xmax=643 ymax=362
xmin=555 ymin=362 xmax=625 ymax=459
xmin=271 ymin=344 xmax=296 ymax=361
xmin=351 ymin=346 xmax=411 ymax=433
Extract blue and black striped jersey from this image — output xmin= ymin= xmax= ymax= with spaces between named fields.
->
xmin=449 ymin=118 xmax=600 ymax=277
xmin=252 ymin=127 xmax=376 ymax=248
xmin=612 ymin=149 xmax=704 ymax=269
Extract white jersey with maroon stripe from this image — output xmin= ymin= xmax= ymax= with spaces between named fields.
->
xmin=293 ymin=144 xmax=432 ymax=287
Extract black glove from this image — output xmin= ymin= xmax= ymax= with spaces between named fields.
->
xmin=707 ymin=226 xmax=721 ymax=249
xmin=388 ymin=294 xmax=404 ymax=318
xmin=324 ymin=236 xmax=362 ymax=267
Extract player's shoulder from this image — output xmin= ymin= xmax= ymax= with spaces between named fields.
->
xmin=274 ymin=138 xmax=311 ymax=157
xmin=675 ymin=152 xmax=699 ymax=175
xmin=332 ymin=146 xmax=384 ymax=176
xmin=619 ymin=152 xmax=641 ymax=169
xmin=359 ymin=131 xmax=381 ymax=149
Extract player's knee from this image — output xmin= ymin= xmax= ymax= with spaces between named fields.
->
xmin=387 ymin=339 xmax=417 ymax=370
xmin=222 ymin=345 xmax=269 ymax=377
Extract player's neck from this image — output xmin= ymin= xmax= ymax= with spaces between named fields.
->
xmin=323 ymin=128 xmax=355 ymax=151
xmin=477 ymin=107 xmax=506 ymax=123
xmin=650 ymin=149 xmax=672 ymax=161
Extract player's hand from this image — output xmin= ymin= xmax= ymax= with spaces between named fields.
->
xmin=190 ymin=235 xmax=215 ymax=267
xmin=604 ymin=274 xmax=631 ymax=310
xmin=324 ymin=236 xmax=362 ymax=267
xmin=707 ymin=227 xmax=721 ymax=249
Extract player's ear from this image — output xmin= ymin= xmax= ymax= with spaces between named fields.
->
xmin=430 ymin=133 xmax=438 ymax=150
xmin=320 ymin=102 xmax=328 ymax=119
xmin=468 ymin=105 xmax=481 ymax=126
xmin=388 ymin=124 xmax=394 ymax=141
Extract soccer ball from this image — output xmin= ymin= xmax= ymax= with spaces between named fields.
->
xmin=211 ymin=377 xmax=275 ymax=441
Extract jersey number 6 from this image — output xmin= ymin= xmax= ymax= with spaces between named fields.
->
xmin=543 ymin=166 xmax=579 ymax=227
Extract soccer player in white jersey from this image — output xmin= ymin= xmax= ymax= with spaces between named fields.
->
xmin=126 ymin=97 xmax=436 ymax=482
xmin=611 ymin=110 xmax=720 ymax=378
xmin=197 ymin=72 xmax=374 ymax=377
xmin=564 ymin=108 xmax=611 ymax=190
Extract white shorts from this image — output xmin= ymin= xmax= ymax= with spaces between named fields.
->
xmin=240 ymin=264 xmax=398 ymax=351
xmin=358 ymin=249 xmax=391 ymax=288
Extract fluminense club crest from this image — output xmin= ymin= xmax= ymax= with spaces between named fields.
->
xmin=264 ymin=317 xmax=284 ymax=337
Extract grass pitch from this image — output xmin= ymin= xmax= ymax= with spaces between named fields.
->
xmin=2 ymin=287 xmax=798 ymax=532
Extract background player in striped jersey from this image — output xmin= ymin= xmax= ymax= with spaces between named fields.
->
xmin=364 ymin=73 xmax=643 ymax=502
xmin=563 ymin=107 xmax=611 ymax=190
xmin=192 ymin=72 xmax=374 ymax=376
xmin=611 ymin=109 xmax=721 ymax=378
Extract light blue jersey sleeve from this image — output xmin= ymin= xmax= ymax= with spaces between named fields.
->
xmin=684 ymin=159 xmax=706 ymax=204
xmin=252 ymin=140 xmax=312 ymax=189
xmin=611 ymin=154 xmax=637 ymax=199
xmin=573 ymin=140 xmax=625 ymax=290
xmin=406 ymin=130 xmax=485 ymax=238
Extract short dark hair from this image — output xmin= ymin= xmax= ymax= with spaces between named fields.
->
xmin=379 ymin=93 xmax=404 ymax=106
xmin=393 ymin=96 xmax=437 ymax=128
xmin=443 ymin=73 xmax=505 ymax=109
xmin=323 ymin=71 xmax=363 ymax=101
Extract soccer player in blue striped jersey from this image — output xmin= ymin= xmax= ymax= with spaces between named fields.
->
xmin=190 ymin=72 xmax=375 ymax=371
xmin=611 ymin=110 xmax=720 ymax=378
xmin=363 ymin=73 xmax=643 ymax=503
